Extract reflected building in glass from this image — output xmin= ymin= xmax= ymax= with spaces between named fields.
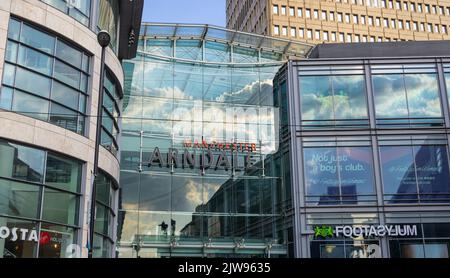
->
xmin=277 ymin=41 xmax=450 ymax=258
xmin=117 ymin=23 xmax=313 ymax=258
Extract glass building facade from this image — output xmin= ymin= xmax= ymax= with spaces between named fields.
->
xmin=276 ymin=55 xmax=450 ymax=258
xmin=117 ymin=23 xmax=312 ymax=258
xmin=0 ymin=139 xmax=82 ymax=258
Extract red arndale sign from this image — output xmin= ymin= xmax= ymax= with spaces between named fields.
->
xmin=147 ymin=140 xmax=259 ymax=171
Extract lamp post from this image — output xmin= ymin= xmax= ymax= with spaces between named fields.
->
xmin=88 ymin=30 xmax=111 ymax=258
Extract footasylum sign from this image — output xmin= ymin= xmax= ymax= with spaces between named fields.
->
xmin=314 ymin=224 xmax=418 ymax=238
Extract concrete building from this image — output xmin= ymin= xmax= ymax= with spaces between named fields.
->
xmin=226 ymin=0 xmax=450 ymax=44
xmin=0 ymin=0 xmax=143 ymax=258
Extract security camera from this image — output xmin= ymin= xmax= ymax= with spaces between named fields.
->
xmin=97 ymin=30 xmax=111 ymax=47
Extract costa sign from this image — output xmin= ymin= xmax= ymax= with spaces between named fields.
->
xmin=0 ymin=226 xmax=39 ymax=242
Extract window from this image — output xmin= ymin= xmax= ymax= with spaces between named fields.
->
xmin=406 ymin=21 xmax=411 ymax=30
xmin=396 ymin=1 xmax=400 ymax=9
xmin=391 ymin=19 xmax=396 ymax=28
xmin=298 ymin=7 xmax=303 ymax=17
xmin=339 ymin=32 xmax=345 ymax=42
xmin=353 ymin=15 xmax=358 ymax=24
xmin=315 ymin=30 xmax=320 ymax=40
xmin=355 ymin=34 xmax=360 ymax=42
xmin=0 ymin=139 xmax=83 ymax=258
xmin=322 ymin=11 xmax=327 ymax=20
xmin=290 ymin=27 xmax=296 ymax=37
xmin=101 ymin=70 xmax=121 ymax=155
xmin=425 ymin=4 xmax=430 ymax=13
xmin=368 ymin=16 xmax=373 ymax=26
xmin=289 ymin=7 xmax=295 ymax=16
xmin=443 ymin=25 xmax=447 ymax=34
xmin=274 ymin=25 xmax=280 ymax=35
xmin=347 ymin=34 xmax=352 ymax=42
xmin=314 ymin=9 xmax=319 ymax=19
xmin=273 ymin=5 xmax=278 ymax=14
xmin=398 ymin=20 xmax=403 ymax=29
xmin=306 ymin=9 xmax=311 ymax=18
xmin=281 ymin=5 xmax=286 ymax=15
xmin=372 ymin=69 xmax=442 ymax=126
xmin=330 ymin=11 xmax=335 ymax=21
xmin=361 ymin=15 xmax=366 ymax=25
xmin=331 ymin=32 xmax=337 ymax=41
xmin=337 ymin=12 xmax=343 ymax=22
xmin=93 ymin=171 xmax=116 ymax=258
xmin=418 ymin=4 xmax=423 ymax=13
xmin=303 ymin=146 xmax=376 ymax=205
xmin=413 ymin=21 xmax=418 ymax=31
xmin=307 ymin=29 xmax=313 ymax=39
xmin=299 ymin=28 xmax=304 ymax=38
xmin=376 ymin=17 xmax=381 ymax=26
xmin=345 ymin=14 xmax=350 ymax=23
xmin=40 ymin=0 xmax=91 ymax=26
xmin=410 ymin=3 xmax=415 ymax=12
xmin=323 ymin=31 xmax=329 ymax=41
xmin=299 ymin=74 xmax=368 ymax=127
xmin=380 ymin=145 xmax=450 ymax=203
xmin=2 ymin=18 xmax=90 ymax=135
xmin=282 ymin=26 xmax=288 ymax=36
xmin=362 ymin=35 xmax=368 ymax=42
xmin=428 ymin=23 xmax=433 ymax=32
xmin=97 ymin=0 xmax=119 ymax=52
xmin=384 ymin=18 xmax=389 ymax=28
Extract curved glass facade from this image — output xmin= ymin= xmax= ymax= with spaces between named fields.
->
xmin=40 ymin=0 xmax=91 ymax=26
xmin=0 ymin=139 xmax=82 ymax=258
xmin=117 ymin=24 xmax=312 ymax=258
xmin=1 ymin=18 xmax=90 ymax=135
xmin=101 ymin=69 xmax=121 ymax=155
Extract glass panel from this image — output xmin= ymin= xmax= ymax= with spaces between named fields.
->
xmin=42 ymin=188 xmax=79 ymax=225
xmin=0 ymin=217 xmax=38 ymax=258
xmin=20 ymin=24 xmax=55 ymax=54
xmin=404 ymin=74 xmax=441 ymax=117
xmin=5 ymin=41 xmax=18 ymax=63
xmin=0 ymin=140 xmax=45 ymax=183
xmin=93 ymin=234 xmax=112 ymax=258
xmin=175 ymin=40 xmax=202 ymax=60
xmin=94 ymin=203 xmax=109 ymax=235
xmin=204 ymin=41 xmax=230 ymax=63
xmin=2 ymin=63 xmax=15 ymax=86
xmin=18 ymin=45 xmax=53 ymax=76
xmin=337 ymin=147 xmax=375 ymax=203
xmin=54 ymin=60 xmax=80 ymax=89
xmin=52 ymin=81 xmax=80 ymax=110
xmin=0 ymin=179 xmax=40 ymax=219
xmin=38 ymin=224 xmax=77 ymax=258
xmin=380 ymin=146 xmax=418 ymax=203
xmin=139 ymin=173 xmax=171 ymax=211
xmin=7 ymin=18 xmax=21 ymax=41
xmin=373 ymin=74 xmax=408 ymax=118
xmin=49 ymin=103 xmax=78 ymax=133
xmin=97 ymin=0 xmax=119 ymax=52
xmin=12 ymin=90 xmax=49 ymax=121
xmin=299 ymin=76 xmax=333 ymax=120
xmin=332 ymin=75 xmax=367 ymax=119
xmin=0 ymin=87 xmax=13 ymax=110
xmin=45 ymin=153 xmax=82 ymax=193
xmin=304 ymin=147 xmax=340 ymax=204
xmin=413 ymin=145 xmax=450 ymax=201
xmin=55 ymin=40 xmax=82 ymax=69
xmin=95 ymin=172 xmax=112 ymax=206
xmin=15 ymin=67 xmax=51 ymax=98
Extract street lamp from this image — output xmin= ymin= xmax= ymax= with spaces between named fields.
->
xmin=88 ymin=30 xmax=111 ymax=258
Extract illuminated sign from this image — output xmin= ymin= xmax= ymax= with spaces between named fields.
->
xmin=313 ymin=225 xmax=418 ymax=238
xmin=0 ymin=226 xmax=39 ymax=242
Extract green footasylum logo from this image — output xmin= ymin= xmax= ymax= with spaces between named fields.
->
xmin=314 ymin=226 xmax=334 ymax=238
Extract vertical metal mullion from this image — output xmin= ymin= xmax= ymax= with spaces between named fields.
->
xmin=35 ymin=151 xmax=48 ymax=258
